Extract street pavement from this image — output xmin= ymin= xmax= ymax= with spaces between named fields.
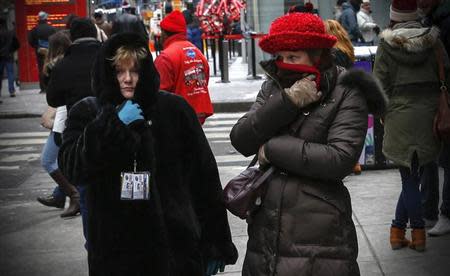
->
xmin=1 ymin=58 xmax=450 ymax=275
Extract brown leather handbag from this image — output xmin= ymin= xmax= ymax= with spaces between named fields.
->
xmin=432 ymin=44 xmax=450 ymax=143
xmin=223 ymin=156 xmax=275 ymax=220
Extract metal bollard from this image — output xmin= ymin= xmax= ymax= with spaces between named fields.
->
xmin=247 ymin=35 xmax=262 ymax=80
xmin=211 ymin=39 xmax=218 ymax=77
xmin=219 ymin=39 xmax=230 ymax=83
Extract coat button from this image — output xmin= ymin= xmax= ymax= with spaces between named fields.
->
xmin=303 ymin=111 xmax=310 ymax=116
xmin=147 ymin=120 xmax=152 ymax=126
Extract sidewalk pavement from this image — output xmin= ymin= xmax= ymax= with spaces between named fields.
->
xmin=1 ymin=167 xmax=450 ymax=275
xmin=0 ymin=57 xmax=262 ymax=118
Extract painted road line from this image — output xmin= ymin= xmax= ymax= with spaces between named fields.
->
xmin=0 ymin=166 xmax=20 ymax=170
xmin=0 ymin=138 xmax=47 ymax=146
xmin=0 ymin=146 xmax=40 ymax=152
xmin=214 ymin=154 xmax=253 ymax=163
xmin=205 ymin=133 xmax=230 ymax=139
xmin=0 ymin=132 xmax=49 ymax=138
xmin=203 ymin=120 xmax=238 ymax=127
xmin=0 ymin=153 xmax=41 ymax=162
xmin=203 ymin=127 xmax=232 ymax=132
xmin=208 ymin=113 xmax=245 ymax=119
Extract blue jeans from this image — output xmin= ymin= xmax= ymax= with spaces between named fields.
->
xmin=41 ymin=132 xmax=66 ymax=201
xmin=78 ymin=184 xmax=89 ymax=249
xmin=393 ymin=156 xmax=425 ymax=229
xmin=0 ymin=57 xmax=15 ymax=94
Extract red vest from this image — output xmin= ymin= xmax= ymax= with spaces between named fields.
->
xmin=155 ymin=34 xmax=213 ymax=120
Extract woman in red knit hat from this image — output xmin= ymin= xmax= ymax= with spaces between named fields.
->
xmin=230 ymin=12 xmax=387 ymax=275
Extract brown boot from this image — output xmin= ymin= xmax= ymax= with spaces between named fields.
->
xmin=410 ymin=228 xmax=426 ymax=252
xmin=390 ymin=226 xmax=410 ymax=250
xmin=353 ymin=163 xmax=362 ymax=175
xmin=49 ymin=169 xmax=80 ymax=218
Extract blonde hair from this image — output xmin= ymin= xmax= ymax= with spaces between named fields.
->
xmin=324 ymin=19 xmax=355 ymax=63
xmin=110 ymin=46 xmax=147 ymax=67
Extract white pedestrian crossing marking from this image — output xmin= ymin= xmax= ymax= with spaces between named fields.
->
xmin=208 ymin=113 xmax=245 ymax=119
xmin=215 ymin=154 xmax=253 ymax=163
xmin=203 ymin=119 xmax=238 ymax=127
xmin=0 ymin=165 xmax=20 ymax=170
xmin=205 ymin=133 xmax=230 ymax=139
xmin=0 ymin=132 xmax=49 ymax=138
xmin=0 ymin=138 xmax=47 ymax=146
xmin=203 ymin=127 xmax=232 ymax=132
xmin=0 ymin=153 xmax=41 ymax=163
xmin=0 ymin=146 xmax=40 ymax=152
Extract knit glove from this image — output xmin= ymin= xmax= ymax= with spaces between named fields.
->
xmin=117 ymin=100 xmax=144 ymax=125
xmin=206 ymin=260 xmax=225 ymax=276
xmin=284 ymin=75 xmax=322 ymax=108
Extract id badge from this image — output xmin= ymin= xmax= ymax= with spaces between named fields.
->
xmin=120 ymin=171 xmax=150 ymax=200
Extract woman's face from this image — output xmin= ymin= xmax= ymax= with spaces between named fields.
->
xmin=277 ymin=50 xmax=314 ymax=66
xmin=116 ymin=58 xmax=139 ymax=99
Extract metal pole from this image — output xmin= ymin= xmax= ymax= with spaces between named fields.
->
xmin=220 ymin=39 xmax=230 ymax=83
xmin=211 ymin=39 xmax=217 ymax=77
xmin=218 ymin=36 xmax=224 ymax=78
xmin=247 ymin=34 xmax=261 ymax=80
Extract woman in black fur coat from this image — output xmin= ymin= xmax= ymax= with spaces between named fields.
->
xmin=58 ymin=32 xmax=237 ymax=276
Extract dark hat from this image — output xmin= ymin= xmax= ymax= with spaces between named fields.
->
xmin=390 ymin=0 xmax=419 ymax=22
xmin=70 ymin=17 xmax=97 ymax=41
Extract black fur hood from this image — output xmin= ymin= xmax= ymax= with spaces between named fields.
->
xmin=92 ymin=32 xmax=160 ymax=109
xmin=338 ymin=69 xmax=388 ymax=116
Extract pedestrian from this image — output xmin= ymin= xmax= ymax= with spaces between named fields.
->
xmin=58 ymin=32 xmax=238 ymax=276
xmin=324 ymin=19 xmax=355 ymax=69
xmin=230 ymin=12 xmax=386 ymax=275
xmin=154 ymin=10 xmax=213 ymax=125
xmin=46 ymin=17 xmax=101 ymax=244
xmin=357 ymin=0 xmax=380 ymax=45
xmin=27 ymin=11 xmax=57 ymax=94
xmin=93 ymin=9 xmax=112 ymax=37
xmin=417 ymin=0 xmax=450 ymax=237
xmin=340 ymin=0 xmax=364 ymax=44
xmin=334 ymin=0 xmax=347 ymax=21
xmin=37 ymin=30 xmax=80 ymax=218
xmin=0 ymin=17 xmax=20 ymax=98
xmin=373 ymin=0 xmax=444 ymax=252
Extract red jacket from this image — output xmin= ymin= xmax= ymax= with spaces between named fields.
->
xmin=155 ymin=33 xmax=213 ymax=123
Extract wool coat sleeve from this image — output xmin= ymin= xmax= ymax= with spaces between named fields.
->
xmin=230 ymin=81 xmax=299 ymax=157
xmin=181 ymin=100 xmax=238 ymax=265
xmin=58 ymin=99 xmax=141 ymax=184
xmin=264 ymin=89 xmax=368 ymax=180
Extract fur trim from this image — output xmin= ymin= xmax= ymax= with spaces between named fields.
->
xmin=380 ymin=26 xmax=440 ymax=53
xmin=338 ymin=69 xmax=388 ymax=116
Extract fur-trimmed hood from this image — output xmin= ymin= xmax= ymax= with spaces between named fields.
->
xmin=338 ymin=69 xmax=387 ymax=116
xmin=380 ymin=22 xmax=440 ymax=53
xmin=92 ymin=32 xmax=160 ymax=110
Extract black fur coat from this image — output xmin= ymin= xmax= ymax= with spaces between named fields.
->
xmin=59 ymin=33 xmax=237 ymax=275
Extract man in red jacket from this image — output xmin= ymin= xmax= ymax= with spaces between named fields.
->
xmin=154 ymin=10 xmax=213 ymax=125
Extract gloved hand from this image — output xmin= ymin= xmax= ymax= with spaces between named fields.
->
xmin=206 ymin=260 xmax=225 ymax=276
xmin=284 ymin=75 xmax=322 ymax=108
xmin=117 ymin=100 xmax=144 ymax=125
xmin=258 ymin=144 xmax=269 ymax=167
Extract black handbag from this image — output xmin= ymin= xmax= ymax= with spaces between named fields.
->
xmin=223 ymin=155 xmax=275 ymax=219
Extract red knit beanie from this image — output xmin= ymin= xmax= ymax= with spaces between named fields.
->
xmin=390 ymin=0 xmax=419 ymax=22
xmin=160 ymin=10 xmax=186 ymax=33
xmin=259 ymin=13 xmax=336 ymax=54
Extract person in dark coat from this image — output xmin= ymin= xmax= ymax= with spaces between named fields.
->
xmin=28 ymin=11 xmax=57 ymax=93
xmin=230 ymin=12 xmax=386 ymax=276
xmin=58 ymin=32 xmax=238 ymax=276
xmin=417 ymin=0 xmax=450 ymax=237
xmin=46 ymin=17 xmax=101 ymax=244
xmin=0 ymin=17 xmax=20 ymax=98
xmin=340 ymin=0 xmax=364 ymax=44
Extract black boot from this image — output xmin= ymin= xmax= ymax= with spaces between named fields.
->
xmin=37 ymin=195 xmax=65 ymax=208
xmin=49 ymin=170 xmax=80 ymax=218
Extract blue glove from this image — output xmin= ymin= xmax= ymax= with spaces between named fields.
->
xmin=117 ymin=100 xmax=144 ymax=125
xmin=206 ymin=260 xmax=225 ymax=276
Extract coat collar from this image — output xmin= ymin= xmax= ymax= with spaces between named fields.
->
xmin=163 ymin=32 xmax=188 ymax=49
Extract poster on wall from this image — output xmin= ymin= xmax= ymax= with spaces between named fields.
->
xmin=15 ymin=0 xmax=87 ymax=83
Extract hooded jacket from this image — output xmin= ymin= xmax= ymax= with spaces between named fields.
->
xmin=58 ymin=33 xmax=237 ymax=275
xmin=374 ymin=22 xmax=448 ymax=168
xmin=340 ymin=2 xmax=362 ymax=42
xmin=230 ymin=60 xmax=387 ymax=276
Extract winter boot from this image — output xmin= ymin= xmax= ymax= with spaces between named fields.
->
xmin=409 ymin=228 xmax=426 ymax=252
xmin=49 ymin=169 xmax=80 ymax=218
xmin=353 ymin=163 xmax=362 ymax=175
xmin=390 ymin=226 xmax=410 ymax=250
xmin=37 ymin=195 xmax=65 ymax=209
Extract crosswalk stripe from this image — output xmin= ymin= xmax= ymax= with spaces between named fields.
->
xmin=203 ymin=120 xmax=237 ymax=127
xmin=0 ymin=138 xmax=47 ymax=146
xmin=0 ymin=166 xmax=20 ymax=170
xmin=208 ymin=113 xmax=245 ymax=119
xmin=203 ymin=127 xmax=232 ymax=132
xmin=0 ymin=146 xmax=40 ymax=153
xmin=0 ymin=132 xmax=49 ymax=138
xmin=0 ymin=153 xmax=41 ymax=162
xmin=215 ymin=154 xmax=253 ymax=163
xmin=205 ymin=133 xmax=230 ymax=139
xmin=210 ymin=140 xmax=230 ymax=144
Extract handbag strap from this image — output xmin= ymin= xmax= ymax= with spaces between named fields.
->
xmin=251 ymin=166 xmax=276 ymax=190
xmin=435 ymin=44 xmax=448 ymax=93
